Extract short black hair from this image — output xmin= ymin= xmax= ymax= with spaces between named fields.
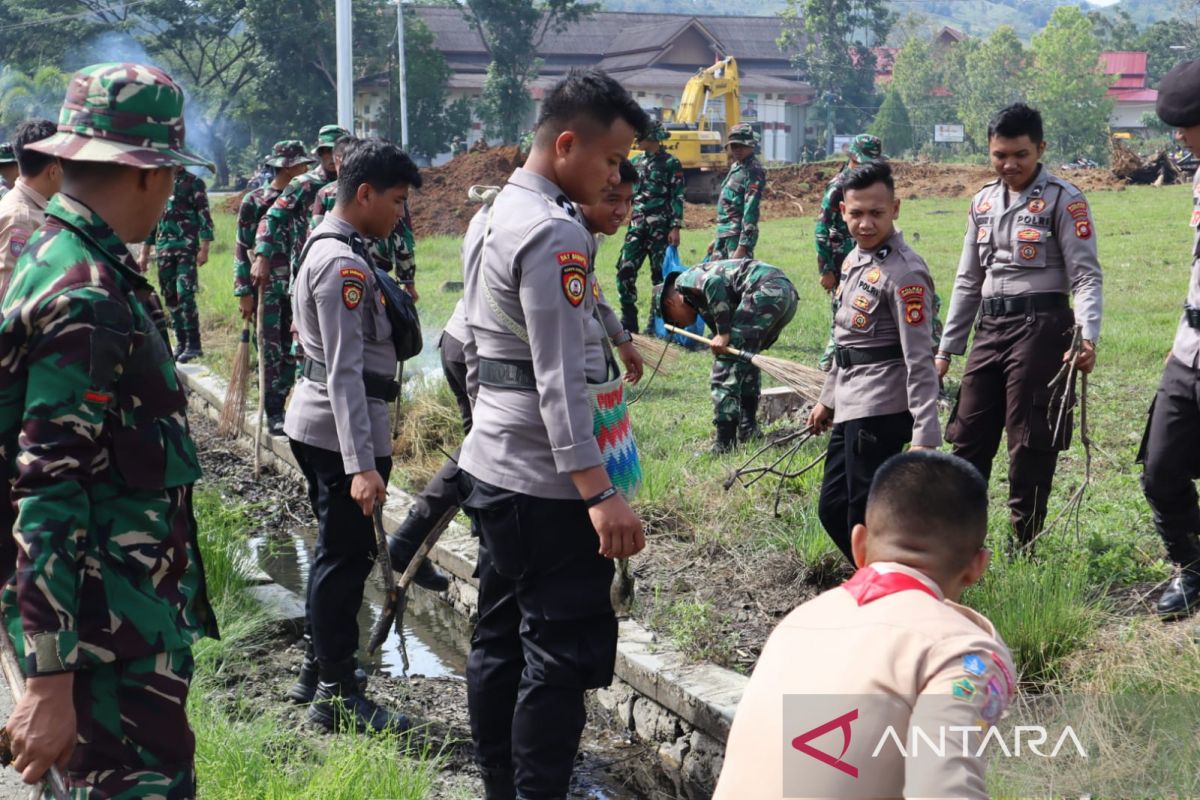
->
xmin=336 ymin=138 xmax=422 ymax=206
xmin=333 ymin=134 xmax=356 ymax=158
xmin=843 ymin=160 xmax=894 ymax=195
xmin=618 ymin=159 xmax=637 ymax=185
xmin=866 ymin=451 xmax=989 ymax=572
xmin=14 ymin=119 xmax=58 ymax=177
xmin=535 ymin=69 xmax=649 ymax=147
xmin=987 ymin=103 xmax=1044 ymax=144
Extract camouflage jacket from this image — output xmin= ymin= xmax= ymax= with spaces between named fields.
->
xmin=310 ymin=181 xmax=417 ymax=284
xmin=630 ymin=150 xmax=685 ymax=231
xmin=814 ymin=168 xmax=854 ymax=276
xmin=674 ymin=258 xmax=785 ymax=335
xmin=254 ymin=164 xmax=333 ymax=271
xmin=0 ymin=194 xmax=216 ymax=676
xmin=234 ymin=184 xmax=281 ymax=296
xmin=716 ymin=155 xmax=766 ymax=250
xmin=146 ymin=170 xmax=214 ymax=254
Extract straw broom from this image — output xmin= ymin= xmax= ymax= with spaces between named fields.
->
xmin=217 ymin=318 xmax=252 ymax=438
xmin=253 ymin=284 xmax=267 ymax=479
xmin=664 ymin=324 xmax=827 ymax=402
xmin=630 ymin=332 xmax=679 ymax=375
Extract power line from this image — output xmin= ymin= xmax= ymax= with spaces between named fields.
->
xmin=0 ymin=1 xmax=151 ymax=34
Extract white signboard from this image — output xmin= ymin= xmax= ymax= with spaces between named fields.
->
xmin=833 ymin=135 xmax=855 ymax=154
xmin=934 ymin=124 xmax=965 ymax=143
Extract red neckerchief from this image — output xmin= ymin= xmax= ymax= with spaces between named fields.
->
xmin=842 ymin=566 xmax=938 ymax=607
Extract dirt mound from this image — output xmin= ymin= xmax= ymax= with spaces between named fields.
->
xmin=409 ymin=146 xmax=525 ymax=238
xmin=222 ymin=190 xmax=248 ymax=214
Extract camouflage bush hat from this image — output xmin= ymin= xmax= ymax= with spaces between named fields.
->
xmin=314 ymin=124 xmax=351 ymax=153
xmin=726 ymin=123 xmax=758 ymax=148
xmin=266 ymin=139 xmax=315 ymax=168
xmin=0 ymin=143 xmax=13 ymax=164
xmin=849 ymin=133 xmax=883 ymax=163
xmin=640 ymin=120 xmax=670 ymax=143
xmin=25 ymin=62 xmax=212 ymax=170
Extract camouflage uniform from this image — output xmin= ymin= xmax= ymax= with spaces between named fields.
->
xmin=147 ymin=169 xmax=213 ymax=357
xmin=671 ymin=259 xmax=798 ymax=431
xmin=616 ymin=122 xmax=684 ymax=326
xmin=309 ymin=181 xmax=418 ymax=286
xmin=711 ymin=123 xmax=766 ymax=261
xmin=0 ymin=63 xmax=216 ymax=798
xmin=0 ymin=143 xmax=14 ymax=201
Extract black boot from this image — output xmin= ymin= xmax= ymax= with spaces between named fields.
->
xmin=172 ymin=335 xmax=186 ymax=360
xmin=1157 ymin=568 xmax=1200 ymax=619
xmin=386 ymin=511 xmax=451 ymax=592
xmin=287 ymin=640 xmax=369 ymax=704
xmin=177 ymin=332 xmax=203 ymax=363
xmin=307 ymin=657 xmax=410 ymax=734
xmin=267 ymin=414 xmax=286 ymax=437
xmin=479 ymin=765 xmax=516 ymax=800
xmin=620 ymin=305 xmax=640 ymax=335
xmin=711 ymin=421 xmax=738 ymax=455
xmin=737 ymin=395 xmax=761 ymax=444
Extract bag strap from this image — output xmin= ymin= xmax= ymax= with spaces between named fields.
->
xmin=298 ymin=231 xmax=372 ymax=268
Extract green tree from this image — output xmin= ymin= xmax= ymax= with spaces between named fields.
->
xmin=954 ymin=26 xmax=1027 ymax=151
xmin=464 ymin=0 xmax=596 ymax=143
xmin=870 ymin=88 xmax=913 ymax=156
xmin=0 ymin=66 xmax=68 ymax=135
xmin=401 ymin=13 xmax=473 ymax=160
xmin=890 ymin=38 xmax=957 ymax=149
xmin=0 ymin=0 xmax=134 ymax=72
xmin=779 ymin=0 xmax=895 ymax=145
xmin=1029 ymin=6 xmax=1114 ymax=161
xmin=1088 ymin=8 xmax=1141 ymax=50
xmin=1139 ymin=18 xmax=1198 ymax=86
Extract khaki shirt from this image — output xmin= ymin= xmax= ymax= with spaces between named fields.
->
xmin=714 ymin=562 xmax=1016 ymax=800
xmin=458 ymin=168 xmax=609 ymax=499
xmin=818 ymin=231 xmax=942 ymax=447
xmin=284 ymin=214 xmax=397 ymax=473
xmin=939 ymin=166 xmax=1103 ymax=354
xmin=0 ymin=181 xmax=49 ymax=303
xmin=1173 ymin=168 xmax=1200 ymax=367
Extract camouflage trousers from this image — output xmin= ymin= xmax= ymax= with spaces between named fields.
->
xmin=61 ymin=648 xmax=196 ymax=799
xmin=820 ymin=291 xmax=946 ymax=370
xmin=711 ymin=276 xmax=799 ymax=425
xmin=259 ymin=278 xmax=296 ymax=416
xmin=707 ymin=236 xmax=752 ymax=263
xmin=616 ymin=227 xmax=668 ymax=314
xmin=156 ymin=252 xmax=199 ymax=347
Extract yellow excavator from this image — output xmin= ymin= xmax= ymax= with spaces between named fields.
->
xmin=631 ymin=56 xmax=741 ymax=203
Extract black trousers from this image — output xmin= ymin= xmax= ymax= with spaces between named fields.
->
xmin=459 ymin=472 xmax=617 ymax=800
xmin=290 ymin=439 xmax=392 ymax=664
xmin=1140 ymin=355 xmax=1200 ymax=571
xmin=946 ymin=307 xmax=1074 ymax=543
xmin=817 ymin=412 xmax=914 ymax=563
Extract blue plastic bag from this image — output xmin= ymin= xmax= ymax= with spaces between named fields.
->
xmin=650 ymin=246 xmax=706 ymax=348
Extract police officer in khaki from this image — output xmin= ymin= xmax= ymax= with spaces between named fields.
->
xmin=1140 ymin=60 xmax=1200 ymax=617
xmin=808 ymin=161 xmax=942 ymax=563
xmin=937 ymin=103 xmax=1102 ymax=549
xmin=715 ymin=451 xmax=1016 ymax=800
xmin=284 ymin=139 xmax=423 ymax=733
xmin=0 ymin=119 xmax=59 ymax=302
xmin=457 ymin=69 xmax=648 ymax=800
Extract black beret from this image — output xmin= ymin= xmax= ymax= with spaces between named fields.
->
xmin=1157 ymin=59 xmax=1200 ymax=127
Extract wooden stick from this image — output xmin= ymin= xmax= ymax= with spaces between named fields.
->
xmin=253 ymin=284 xmax=266 ymax=479
xmin=664 ymin=324 xmax=750 ymax=358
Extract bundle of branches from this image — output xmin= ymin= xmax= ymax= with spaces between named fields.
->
xmin=1040 ymin=326 xmax=1092 ymax=540
xmin=723 ymin=427 xmax=826 ymax=517
xmin=1110 ymin=138 xmax=1142 ymax=180
xmin=663 ymin=325 xmax=826 ymax=402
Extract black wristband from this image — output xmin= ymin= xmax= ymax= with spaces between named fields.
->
xmin=584 ymin=486 xmax=618 ymax=508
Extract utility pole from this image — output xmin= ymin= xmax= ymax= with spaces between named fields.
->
xmin=336 ymin=0 xmax=354 ymax=132
xmin=395 ymin=0 xmax=410 ymax=150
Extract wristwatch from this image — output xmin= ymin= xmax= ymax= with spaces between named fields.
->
xmin=611 ymin=330 xmax=633 ymax=347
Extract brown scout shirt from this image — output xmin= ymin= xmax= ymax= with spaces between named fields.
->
xmin=0 ymin=180 xmax=49 ymax=303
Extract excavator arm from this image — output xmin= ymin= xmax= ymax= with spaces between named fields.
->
xmin=674 ymin=56 xmax=741 ymax=133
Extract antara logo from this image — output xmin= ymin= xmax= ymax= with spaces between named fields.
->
xmin=791 ymin=709 xmax=859 ymax=778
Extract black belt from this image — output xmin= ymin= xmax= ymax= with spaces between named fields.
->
xmin=479 ymin=357 xmax=536 ymax=390
xmin=1186 ymin=305 xmax=1200 ymax=329
xmin=834 ymin=344 xmax=903 ymax=368
xmin=980 ymin=293 xmax=1069 ymax=317
xmin=301 ymin=357 xmax=399 ymax=402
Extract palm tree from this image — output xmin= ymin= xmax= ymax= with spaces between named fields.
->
xmin=0 ymin=66 xmax=68 ymax=132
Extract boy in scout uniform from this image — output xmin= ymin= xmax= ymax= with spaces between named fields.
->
xmin=937 ymin=103 xmax=1103 ymax=549
xmin=0 ymin=119 xmax=59 ymax=303
xmin=808 ymin=160 xmax=941 ymax=563
xmin=660 ymin=259 xmax=798 ymax=452
xmin=710 ymin=122 xmax=766 ymax=261
xmin=0 ymin=143 xmax=16 ymax=199
xmin=715 ymin=450 xmax=1016 ymax=799
xmin=457 ymin=69 xmax=648 ymax=800
xmin=0 ymin=62 xmax=217 ymax=796
xmin=1139 ymin=60 xmax=1200 ymax=617
xmin=284 ymin=139 xmax=423 ymax=733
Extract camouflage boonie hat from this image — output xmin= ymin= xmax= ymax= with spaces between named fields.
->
xmin=640 ymin=121 xmax=670 ymax=143
xmin=26 ymin=63 xmax=212 ymax=170
xmin=849 ymin=133 xmax=883 ymax=163
xmin=0 ymin=143 xmax=13 ymax=164
xmin=314 ymin=124 xmax=351 ymax=152
xmin=266 ymin=139 xmax=315 ymax=168
xmin=726 ymin=123 xmax=758 ymax=148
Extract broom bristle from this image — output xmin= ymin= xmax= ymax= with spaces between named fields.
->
xmin=750 ymin=353 xmax=827 ymax=403
xmin=631 ymin=332 xmax=679 ymax=375
xmin=218 ymin=326 xmax=252 ymax=437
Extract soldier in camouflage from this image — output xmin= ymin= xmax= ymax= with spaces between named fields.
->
xmin=660 ymin=258 xmax=798 ymax=453
xmin=615 ymin=120 xmax=684 ymax=332
xmin=0 ymin=62 xmax=216 ymax=798
xmin=143 ymin=167 xmax=214 ymax=362
xmin=710 ymin=123 xmax=766 ymax=262
xmin=236 ymin=140 xmax=315 ymax=435
xmin=0 ymin=143 xmax=16 ymax=200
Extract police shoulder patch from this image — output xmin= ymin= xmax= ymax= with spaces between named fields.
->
xmin=340 ymin=266 xmax=367 ymax=282
xmin=342 ymin=279 xmax=364 ymax=310
xmin=561 ymin=264 xmax=587 ymax=307
xmin=1074 ymin=219 xmax=1093 ymax=240
xmin=1067 ymin=200 xmax=1089 ymax=221
xmin=899 ymin=284 xmax=926 ymax=326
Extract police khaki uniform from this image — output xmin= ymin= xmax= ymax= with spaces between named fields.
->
xmin=1139 ymin=59 xmax=1200 ymax=617
xmin=457 ymin=167 xmax=623 ymax=798
xmin=939 ymin=166 xmax=1102 ymax=545
xmin=0 ymin=178 xmax=49 ymax=303
xmin=283 ymin=212 xmax=408 ymax=733
xmin=714 ymin=562 xmax=1016 ymax=799
xmin=817 ymin=231 xmax=941 ymax=562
